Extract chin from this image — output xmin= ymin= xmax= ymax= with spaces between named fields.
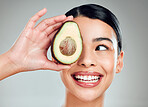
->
xmin=60 ymin=70 xmax=107 ymax=102
xmin=75 ymin=89 xmax=104 ymax=102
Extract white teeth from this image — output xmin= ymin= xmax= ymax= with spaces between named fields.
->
xmin=94 ymin=76 xmax=98 ymax=79
xmin=84 ymin=76 xmax=87 ymax=80
xmin=78 ymin=79 xmax=98 ymax=83
xmin=81 ymin=75 xmax=84 ymax=79
xmin=74 ymin=75 xmax=100 ymax=82
xmin=88 ymin=75 xmax=91 ymax=80
xmin=77 ymin=75 xmax=80 ymax=79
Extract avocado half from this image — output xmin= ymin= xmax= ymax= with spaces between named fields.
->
xmin=51 ymin=21 xmax=83 ymax=64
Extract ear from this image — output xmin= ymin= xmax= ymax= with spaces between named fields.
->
xmin=116 ymin=51 xmax=124 ymax=73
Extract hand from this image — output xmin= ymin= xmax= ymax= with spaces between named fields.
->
xmin=5 ymin=8 xmax=72 ymax=73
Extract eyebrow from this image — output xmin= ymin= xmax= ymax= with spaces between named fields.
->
xmin=92 ymin=37 xmax=113 ymax=44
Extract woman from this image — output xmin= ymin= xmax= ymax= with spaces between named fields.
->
xmin=0 ymin=4 xmax=124 ymax=107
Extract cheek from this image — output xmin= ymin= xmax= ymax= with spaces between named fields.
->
xmin=60 ymin=63 xmax=76 ymax=83
xmin=98 ymin=53 xmax=116 ymax=88
xmin=60 ymin=69 xmax=74 ymax=90
xmin=104 ymin=58 xmax=115 ymax=73
xmin=97 ymin=53 xmax=116 ymax=73
xmin=60 ymin=70 xmax=68 ymax=87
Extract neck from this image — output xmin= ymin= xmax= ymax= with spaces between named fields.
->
xmin=63 ymin=90 xmax=105 ymax=107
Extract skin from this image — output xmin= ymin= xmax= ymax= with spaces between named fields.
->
xmin=60 ymin=16 xmax=124 ymax=107
xmin=0 ymin=9 xmax=124 ymax=107
xmin=0 ymin=8 xmax=72 ymax=80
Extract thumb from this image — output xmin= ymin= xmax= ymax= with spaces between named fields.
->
xmin=43 ymin=60 xmax=71 ymax=71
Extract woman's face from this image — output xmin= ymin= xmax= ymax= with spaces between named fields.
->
xmin=60 ymin=16 xmax=123 ymax=101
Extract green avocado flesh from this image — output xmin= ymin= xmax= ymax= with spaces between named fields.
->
xmin=52 ymin=21 xmax=82 ymax=64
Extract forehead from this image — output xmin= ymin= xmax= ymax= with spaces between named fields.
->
xmin=73 ymin=16 xmax=117 ymax=42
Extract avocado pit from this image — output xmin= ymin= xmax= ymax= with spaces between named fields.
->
xmin=59 ymin=36 xmax=77 ymax=56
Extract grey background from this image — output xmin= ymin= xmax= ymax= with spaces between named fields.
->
xmin=0 ymin=0 xmax=148 ymax=107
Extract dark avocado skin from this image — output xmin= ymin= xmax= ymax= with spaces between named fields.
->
xmin=51 ymin=21 xmax=83 ymax=65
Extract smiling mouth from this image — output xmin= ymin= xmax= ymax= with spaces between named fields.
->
xmin=71 ymin=71 xmax=103 ymax=88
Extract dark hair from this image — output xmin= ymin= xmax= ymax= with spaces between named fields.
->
xmin=65 ymin=4 xmax=122 ymax=54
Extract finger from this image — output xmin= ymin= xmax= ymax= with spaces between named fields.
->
xmin=45 ymin=16 xmax=73 ymax=43
xmin=45 ymin=16 xmax=73 ymax=40
xmin=42 ymin=16 xmax=74 ymax=48
xmin=64 ymin=15 xmax=73 ymax=22
xmin=25 ymin=8 xmax=47 ymax=30
xmin=35 ymin=15 xmax=66 ymax=32
xmin=43 ymin=15 xmax=73 ymax=37
xmin=43 ymin=60 xmax=71 ymax=71
xmin=41 ymin=16 xmax=74 ymax=40
xmin=40 ymin=29 xmax=58 ymax=49
xmin=41 ymin=22 xmax=63 ymax=37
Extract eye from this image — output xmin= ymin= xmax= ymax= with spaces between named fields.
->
xmin=95 ymin=45 xmax=109 ymax=51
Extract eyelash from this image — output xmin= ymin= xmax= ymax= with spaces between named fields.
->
xmin=95 ymin=45 xmax=109 ymax=51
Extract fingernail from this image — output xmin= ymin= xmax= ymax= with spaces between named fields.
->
xmin=66 ymin=16 xmax=73 ymax=21
xmin=43 ymin=8 xmax=47 ymax=11
xmin=62 ymin=14 xmax=66 ymax=17
xmin=69 ymin=15 xmax=73 ymax=18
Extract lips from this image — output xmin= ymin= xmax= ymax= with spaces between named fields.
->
xmin=71 ymin=71 xmax=103 ymax=88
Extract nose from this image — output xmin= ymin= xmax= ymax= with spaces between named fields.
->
xmin=77 ymin=48 xmax=97 ymax=68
